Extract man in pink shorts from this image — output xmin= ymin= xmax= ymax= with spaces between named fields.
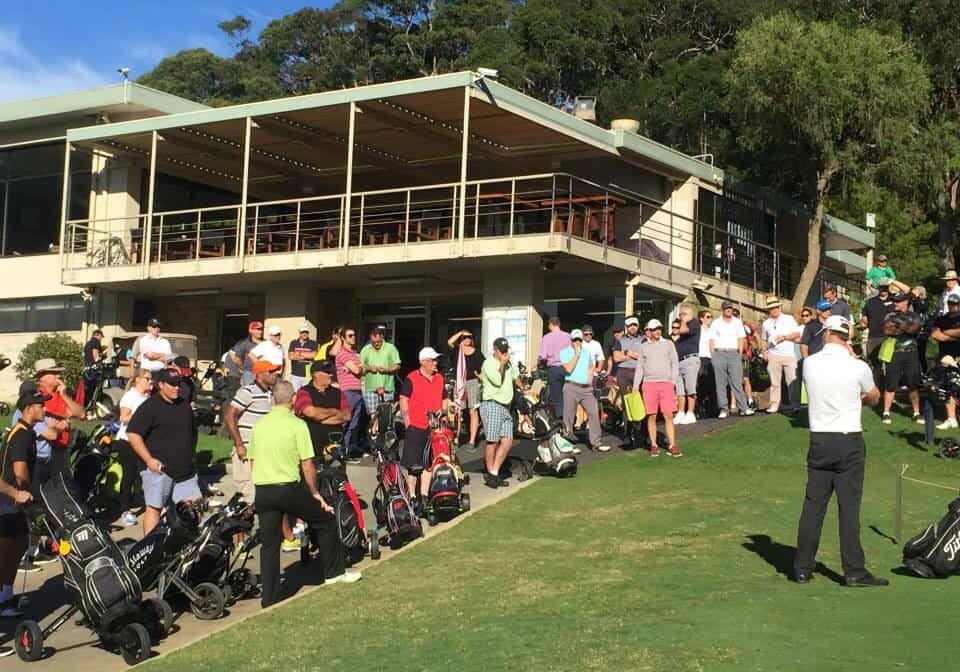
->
xmin=633 ymin=318 xmax=681 ymax=457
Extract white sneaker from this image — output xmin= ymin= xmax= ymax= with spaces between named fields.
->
xmin=686 ymin=412 xmax=697 ymax=424
xmin=326 ymin=571 xmax=362 ymax=585
xmin=939 ymin=418 xmax=959 ymax=430
xmin=674 ymin=412 xmax=689 ymax=425
xmin=765 ymin=405 xmax=779 ymax=414
xmin=121 ymin=511 xmax=138 ymax=527
xmin=743 ymin=408 xmax=755 ymax=416
xmin=718 ymin=410 xmax=729 ymax=419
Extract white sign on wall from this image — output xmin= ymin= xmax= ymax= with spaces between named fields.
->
xmin=482 ymin=306 xmax=528 ymax=367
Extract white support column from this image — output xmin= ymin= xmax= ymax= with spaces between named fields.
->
xmin=238 ymin=116 xmax=253 ymax=263
xmin=342 ymin=101 xmax=357 ymax=262
xmin=57 ymin=142 xmax=72 ymax=273
xmin=141 ymin=130 xmax=158 ymax=277
xmin=457 ymin=86 xmax=470 ymax=257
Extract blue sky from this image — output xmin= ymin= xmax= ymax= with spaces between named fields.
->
xmin=0 ymin=2 xmax=334 ymax=102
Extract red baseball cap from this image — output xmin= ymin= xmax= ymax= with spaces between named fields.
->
xmin=249 ymin=321 xmax=264 ymax=330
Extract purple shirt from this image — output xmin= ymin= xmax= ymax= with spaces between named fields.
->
xmin=539 ymin=329 xmax=572 ymax=366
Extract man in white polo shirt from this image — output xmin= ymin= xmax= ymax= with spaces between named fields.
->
xmin=136 ymin=317 xmax=172 ymax=373
xmin=793 ymin=315 xmax=887 ymax=587
xmin=709 ymin=301 xmax=754 ymax=419
xmin=760 ymin=296 xmax=802 ymax=414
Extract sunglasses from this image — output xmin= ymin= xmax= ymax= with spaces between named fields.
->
xmin=801 ymin=313 xmax=811 ymax=318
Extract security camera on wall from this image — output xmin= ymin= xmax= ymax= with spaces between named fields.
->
xmin=477 ymin=68 xmax=499 ymax=79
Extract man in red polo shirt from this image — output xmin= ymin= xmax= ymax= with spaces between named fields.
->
xmin=399 ymin=347 xmax=448 ymax=498
xmin=34 ymin=358 xmax=85 ymax=480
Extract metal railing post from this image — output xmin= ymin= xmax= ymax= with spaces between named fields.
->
xmin=550 ymin=174 xmax=556 ymax=233
xmin=157 ymin=214 xmax=164 ymax=263
xmin=473 ymin=183 xmax=480 ymax=239
xmin=509 ymin=178 xmax=516 ymax=237
xmin=195 ymin=211 xmax=201 ymax=260
xmin=142 ymin=130 xmax=158 ymax=275
xmin=343 ymin=101 xmax=357 ymax=260
xmin=567 ymin=176 xmax=574 ymax=234
xmin=404 ymin=190 xmax=411 ymax=244
xmin=57 ymin=143 xmax=71 ymax=276
xmin=295 ymin=201 xmax=301 ymax=251
xmin=358 ymin=194 xmax=366 ymax=247
xmin=252 ymin=205 xmax=260 ymax=256
xmin=238 ymin=116 xmax=253 ymax=264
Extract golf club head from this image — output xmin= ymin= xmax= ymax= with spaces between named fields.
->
xmin=17 ymin=595 xmax=30 ymax=610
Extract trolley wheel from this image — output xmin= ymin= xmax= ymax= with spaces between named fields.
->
xmin=368 ymin=531 xmax=381 ymax=560
xmin=190 ymin=582 xmax=226 ymax=620
xmin=426 ymin=510 xmax=438 ymax=526
xmin=120 ymin=623 xmax=151 ymax=665
xmin=14 ymin=620 xmax=44 ymax=662
xmin=143 ymin=597 xmax=173 ymax=640
xmin=463 ymin=474 xmax=471 ymax=485
xmin=227 ymin=568 xmax=257 ymax=600
xmin=460 ymin=492 xmax=471 ymax=512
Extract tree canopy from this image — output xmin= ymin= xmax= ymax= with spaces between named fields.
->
xmin=137 ymin=0 xmax=960 ymax=291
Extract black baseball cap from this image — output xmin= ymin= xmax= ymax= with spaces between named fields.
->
xmin=493 ymin=337 xmax=510 ymax=353
xmin=147 ymin=317 xmax=161 ymax=327
xmin=892 ymin=292 xmax=911 ymax=303
xmin=312 ymin=359 xmax=336 ymax=376
xmin=156 ymin=368 xmax=181 ymax=385
xmin=581 ymin=324 xmax=594 ymax=333
xmin=721 ymin=300 xmax=734 ymax=309
xmin=17 ymin=390 xmax=50 ymax=411
xmin=18 ymin=380 xmax=38 ymax=397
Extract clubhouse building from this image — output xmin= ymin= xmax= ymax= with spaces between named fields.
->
xmin=0 ymin=71 xmax=873 ymax=397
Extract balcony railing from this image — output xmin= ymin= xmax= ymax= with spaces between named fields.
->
xmin=63 ymin=172 xmax=807 ymax=296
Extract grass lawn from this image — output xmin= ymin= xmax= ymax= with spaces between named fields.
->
xmin=103 ymin=411 xmax=960 ymax=670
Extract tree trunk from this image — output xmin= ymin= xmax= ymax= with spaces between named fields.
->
xmin=790 ymin=163 xmax=839 ymax=308
xmin=941 ymin=177 xmax=959 ymax=271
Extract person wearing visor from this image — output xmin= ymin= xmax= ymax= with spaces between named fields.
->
xmin=560 ymin=329 xmax=607 ymax=452
xmin=478 ymin=337 xmax=521 ymax=488
xmin=634 ymin=319 xmax=680 ymax=457
xmin=126 ymin=367 xmax=201 ymax=535
xmin=794 ymin=314 xmax=886 ymax=587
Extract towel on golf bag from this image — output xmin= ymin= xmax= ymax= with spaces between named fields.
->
xmin=902 ymin=496 xmax=960 ymax=578
xmin=39 ymin=472 xmax=142 ymax=629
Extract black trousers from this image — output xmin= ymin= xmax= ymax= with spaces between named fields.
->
xmin=547 ymin=366 xmax=566 ymax=419
xmin=255 ymin=482 xmax=344 ymax=608
xmin=794 ymin=432 xmax=867 ymax=578
xmin=114 ymin=439 xmax=143 ymax=511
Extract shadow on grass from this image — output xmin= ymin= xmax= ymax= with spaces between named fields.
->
xmin=891 ymin=429 xmax=931 ymax=452
xmin=742 ymin=534 xmax=845 ymax=585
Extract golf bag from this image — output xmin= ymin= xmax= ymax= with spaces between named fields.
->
xmin=39 ymin=473 xmax=142 ymax=630
xmin=902 ymin=496 xmax=960 ymax=578
xmin=514 ymin=389 xmax=577 ymax=477
xmin=317 ymin=464 xmax=369 ymax=564
xmin=125 ymin=501 xmax=201 ymax=591
xmin=372 ymin=445 xmax=422 ymax=548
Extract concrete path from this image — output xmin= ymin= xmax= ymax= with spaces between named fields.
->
xmin=0 ymin=414 xmax=737 ymax=668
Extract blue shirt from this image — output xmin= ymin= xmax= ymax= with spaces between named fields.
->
xmin=11 ymin=410 xmax=51 ymax=460
xmin=559 ymin=346 xmax=591 ymax=385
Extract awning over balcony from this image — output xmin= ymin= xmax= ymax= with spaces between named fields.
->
xmin=823 ymin=213 xmax=874 ymax=252
xmin=825 ymin=249 xmax=869 ymax=275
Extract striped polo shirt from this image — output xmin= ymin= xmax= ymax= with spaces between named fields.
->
xmin=230 ymin=382 xmax=273 ymax=448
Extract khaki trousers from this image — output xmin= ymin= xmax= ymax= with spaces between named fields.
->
xmin=766 ymin=353 xmax=798 ymax=409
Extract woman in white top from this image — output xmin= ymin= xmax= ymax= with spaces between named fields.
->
xmin=116 ymin=368 xmax=153 ymax=526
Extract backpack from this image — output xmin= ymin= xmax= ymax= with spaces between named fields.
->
xmin=902 ymin=497 xmax=960 ymax=578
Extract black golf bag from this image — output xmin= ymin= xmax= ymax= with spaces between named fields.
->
xmin=316 ymin=464 xmax=372 ymax=564
xmin=39 ymin=473 xmax=142 ymax=630
xmin=902 ymin=496 xmax=960 ymax=578
xmin=125 ymin=501 xmax=201 ymax=591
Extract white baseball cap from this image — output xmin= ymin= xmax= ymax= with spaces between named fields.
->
xmin=418 ymin=346 xmax=441 ymax=360
xmin=624 ymin=317 xmax=640 ymax=327
xmin=268 ymin=325 xmax=282 ymax=336
xmin=298 ymin=323 xmax=310 ymax=333
xmin=817 ymin=315 xmax=852 ymax=336
xmin=645 ymin=319 xmax=663 ymax=330
xmin=570 ymin=329 xmax=584 ymax=340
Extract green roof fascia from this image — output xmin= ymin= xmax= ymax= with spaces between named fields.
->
xmin=67 ymin=72 xmax=478 ymax=143
xmin=613 ymin=129 xmax=724 ymax=186
xmin=823 ymin=213 xmax=874 ymax=249
xmin=825 ymin=249 xmax=869 ymax=273
xmin=0 ymin=83 xmax=205 ymax=124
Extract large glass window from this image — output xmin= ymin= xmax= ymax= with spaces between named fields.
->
xmin=0 ymin=143 xmax=92 ymax=256
xmin=0 ymin=295 xmax=84 ymax=333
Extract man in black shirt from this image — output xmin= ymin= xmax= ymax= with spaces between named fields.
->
xmin=127 ymin=367 xmax=200 ymax=534
xmin=860 ymin=279 xmax=893 ymax=365
xmin=801 ymin=301 xmax=832 ymax=359
xmin=82 ymin=329 xmax=104 ymax=404
xmin=932 ymin=295 xmax=960 ymax=429
xmin=674 ymin=305 xmax=701 ymax=424
xmin=288 ymin=324 xmax=318 ymax=392
xmin=0 ymin=391 xmax=46 ymax=617
xmin=294 ymin=360 xmax=346 ymax=457
xmin=880 ymin=293 xmax=923 ymax=424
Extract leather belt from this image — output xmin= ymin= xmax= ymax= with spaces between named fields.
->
xmin=565 ymin=382 xmax=591 ymax=388
xmin=680 ymin=353 xmax=700 ymax=361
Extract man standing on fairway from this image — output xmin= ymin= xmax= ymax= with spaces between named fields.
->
xmin=793 ymin=315 xmax=887 ymax=587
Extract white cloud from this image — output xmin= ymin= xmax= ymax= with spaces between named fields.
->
xmin=0 ymin=25 xmax=109 ymax=104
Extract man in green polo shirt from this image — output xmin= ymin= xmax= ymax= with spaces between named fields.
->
xmin=248 ymin=380 xmax=360 ymax=607
xmin=360 ymin=325 xmax=401 ymax=419
xmin=478 ymin=337 xmax=521 ymax=489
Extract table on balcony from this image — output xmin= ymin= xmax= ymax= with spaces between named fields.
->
xmin=547 ymin=194 xmax=625 ymax=241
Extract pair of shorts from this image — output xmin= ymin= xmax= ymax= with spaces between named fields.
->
xmin=479 ymin=400 xmax=513 ymax=443
xmin=140 ymin=470 xmax=202 ymax=510
xmin=465 ymin=379 xmax=481 ymax=410
xmin=364 ymin=390 xmax=395 ymax=417
xmin=0 ymin=511 xmax=28 ymax=539
xmin=401 ymin=426 xmax=430 ymax=471
xmin=232 ymin=449 xmax=255 ymax=503
xmin=642 ymin=381 xmax=678 ymax=415
xmin=883 ymin=350 xmax=921 ymax=391
xmin=678 ymin=356 xmax=701 ymax=397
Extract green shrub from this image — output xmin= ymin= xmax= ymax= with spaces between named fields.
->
xmin=16 ymin=333 xmax=85 ymax=391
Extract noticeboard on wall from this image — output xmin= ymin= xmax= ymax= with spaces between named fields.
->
xmin=482 ymin=306 xmax=528 ymax=367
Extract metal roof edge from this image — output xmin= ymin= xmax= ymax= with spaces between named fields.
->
xmin=67 ymin=72 xmax=477 ymax=142
xmin=613 ymin=129 xmax=724 ymax=186
xmin=125 ymin=83 xmax=209 ymax=114
xmin=825 ymin=249 xmax=868 ymax=273
xmin=823 ymin=213 xmax=874 ymax=249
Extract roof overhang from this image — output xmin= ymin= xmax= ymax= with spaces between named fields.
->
xmin=613 ymin=130 xmax=723 ymax=186
xmin=825 ymin=249 xmax=869 ymax=275
xmin=823 ymin=214 xmax=874 ymax=251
